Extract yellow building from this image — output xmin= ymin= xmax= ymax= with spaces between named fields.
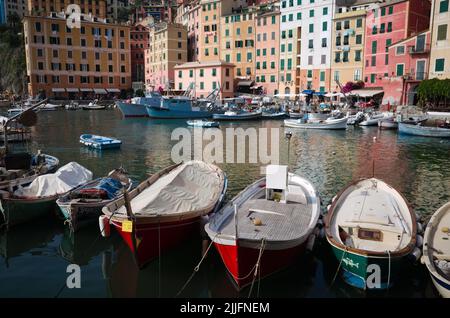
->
xmin=27 ymin=0 xmax=107 ymax=18
xmin=429 ymin=0 xmax=450 ymax=79
xmin=331 ymin=9 xmax=366 ymax=90
xmin=23 ymin=13 xmax=131 ymax=98
xmin=145 ymin=22 xmax=187 ymax=90
xmin=220 ymin=7 xmax=258 ymax=88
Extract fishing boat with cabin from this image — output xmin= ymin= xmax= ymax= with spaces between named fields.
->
xmin=205 ymin=165 xmax=321 ymax=289
xmin=325 ymin=178 xmax=418 ymax=290
xmin=116 ymin=92 xmax=162 ymax=118
xmin=100 ymin=161 xmax=227 ymax=267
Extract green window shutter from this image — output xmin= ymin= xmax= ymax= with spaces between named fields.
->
xmin=440 ymin=0 xmax=449 ymax=13
xmin=435 ymin=58 xmax=445 ymax=72
xmin=372 ymin=41 xmax=377 ymax=54
xmin=396 ymin=64 xmax=404 ymax=76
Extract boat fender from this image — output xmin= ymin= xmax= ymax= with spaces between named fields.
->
xmin=416 ymin=235 xmax=424 ymax=248
xmin=319 ymin=228 xmax=326 ymax=240
xmin=306 ymin=234 xmax=316 ymax=252
xmin=415 ymin=212 xmax=421 ymax=221
xmin=99 ymin=215 xmax=110 ymax=237
xmin=416 ymin=222 xmax=424 ymax=234
xmin=331 ymin=195 xmax=337 ymax=203
xmin=327 ymin=205 xmax=331 ymax=212
xmin=420 ymin=255 xmax=426 ymax=265
xmin=408 ymin=247 xmax=422 ymax=263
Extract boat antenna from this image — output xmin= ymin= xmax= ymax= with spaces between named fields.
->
xmin=285 ymin=131 xmax=293 ymax=171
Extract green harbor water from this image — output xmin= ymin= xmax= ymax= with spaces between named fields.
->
xmin=0 ymin=109 xmax=449 ymax=298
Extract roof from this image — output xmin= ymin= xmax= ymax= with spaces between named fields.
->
xmin=349 ymin=89 xmax=384 ymax=97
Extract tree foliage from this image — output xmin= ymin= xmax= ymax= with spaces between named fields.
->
xmin=417 ymin=79 xmax=450 ymax=110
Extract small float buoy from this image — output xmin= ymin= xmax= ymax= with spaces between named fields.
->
xmin=327 ymin=204 xmax=331 ymax=212
xmin=99 ymin=215 xmax=110 ymax=237
xmin=373 ymin=136 xmax=377 ymax=141
xmin=416 ymin=235 xmax=424 ymax=248
xmin=417 ymin=222 xmax=424 ymax=234
xmin=253 ymin=218 xmax=262 ymax=226
xmin=332 ymin=151 xmax=336 ymax=155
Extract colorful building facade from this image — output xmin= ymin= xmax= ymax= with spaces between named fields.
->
xmin=23 ymin=13 xmax=131 ymax=98
xmin=144 ymin=22 xmax=187 ymax=90
xmin=27 ymin=0 xmax=106 ymax=18
xmin=131 ymin=23 xmax=150 ymax=85
xmin=429 ymin=0 xmax=450 ymax=79
xmin=363 ymin=0 xmax=431 ymax=87
xmin=174 ymin=60 xmax=235 ymax=98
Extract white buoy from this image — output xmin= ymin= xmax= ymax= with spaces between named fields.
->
xmin=306 ymin=234 xmax=316 ymax=252
xmin=99 ymin=215 xmax=110 ymax=237
xmin=409 ymin=247 xmax=422 ymax=262
xmin=416 ymin=235 xmax=424 ymax=248
xmin=327 ymin=204 xmax=331 ymax=212
xmin=373 ymin=136 xmax=377 ymax=141
xmin=332 ymin=195 xmax=337 ymax=203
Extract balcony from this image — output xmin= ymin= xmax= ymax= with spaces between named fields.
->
xmin=403 ymin=72 xmax=429 ymax=81
xmin=408 ymin=45 xmax=430 ymax=55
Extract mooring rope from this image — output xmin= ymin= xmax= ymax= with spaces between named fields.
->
xmin=175 ymin=233 xmax=218 ymax=297
xmin=331 ymin=247 xmax=347 ymax=286
xmin=248 ymin=238 xmax=266 ymax=298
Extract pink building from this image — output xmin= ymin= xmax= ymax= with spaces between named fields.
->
xmin=174 ymin=60 xmax=235 ymax=99
xmin=363 ymin=0 xmax=431 ymax=87
xmin=381 ymin=30 xmax=431 ymax=106
xmin=255 ymin=9 xmax=280 ymax=95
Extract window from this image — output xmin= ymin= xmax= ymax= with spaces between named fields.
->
xmin=354 ymin=69 xmax=361 ymax=81
xmin=323 ymin=7 xmax=328 ymax=15
xmin=396 ymin=64 xmax=404 ymax=76
xmin=396 ymin=46 xmax=405 ymax=55
xmin=370 ymin=74 xmax=376 ymax=83
xmin=320 ymin=71 xmax=325 ymax=81
xmin=323 ymin=22 xmax=327 ymax=32
xmin=372 ymin=41 xmax=377 ymax=54
xmin=356 ymin=34 xmax=362 ymax=45
xmin=371 ymin=56 xmax=376 ymax=66
xmin=334 ymin=71 xmax=340 ymax=81
xmin=440 ymin=0 xmax=449 ymax=13
xmin=200 ymin=69 xmax=204 ymax=77
xmin=212 ymin=68 xmax=217 ymax=76
xmin=435 ymin=58 xmax=445 ymax=72
xmin=387 ymin=22 xmax=392 ymax=32
xmin=355 ymin=50 xmax=361 ymax=61
xmin=437 ymin=24 xmax=448 ymax=41
xmin=356 ymin=19 xmax=362 ymax=28
xmin=309 ymin=24 xmax=314 ymax=33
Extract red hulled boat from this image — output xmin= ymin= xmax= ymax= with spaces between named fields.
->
xmin=205 ymin=165 xmax=321 ymax=289
xmin=101 ymin=161 xmax=227 ymax=268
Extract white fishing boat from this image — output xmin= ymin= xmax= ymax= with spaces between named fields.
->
xmin=41 ymin=103 xmax=62 ymax=111
xmin=422 ymin=202 xmax=450 ymax=298
xmin=186 ymin=120 xmax=219 ymax=128
xmin=399 ymin=123 xmax=450 ymax=138
xmin=378 ymin=117 xmax=398 ymax=130
xmin=359 ymin=112 xmax=392 ymax=126
xmin=82 ymin=100 xmax=106 ymax=110
xmin=205 ymin=165 xmax=321 ymax=289
xmin=325 ymin=178 xmax=418 ymax=289
xmin=284 ymin=117 xmax=348 ymax=130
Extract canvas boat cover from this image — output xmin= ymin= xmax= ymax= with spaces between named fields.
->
xmin=117 ymin=161 xmax=223 ymax=216
xmin=14 ymin=162 xmax=93 ymax=197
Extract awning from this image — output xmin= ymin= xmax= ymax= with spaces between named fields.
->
xmin=66 ymin=88 xmax=79 ymax=93
xmin=52 ymin=88 xmax=65 ymax=92
xmin=237 ymin=81 xmax=254 ymax=86
xmin=94 ymin=88 xmax=107 ymax=94
xmin=302 ymin=90 xmax=315 ymax=95
xmin=107 ymin=88 xmax=121 ymax=93
xmin=80 ymin=88 xmax=93 ymax=92
xmin=314 ymin=92 xmax=326 ymax=96
xmin=250 ymin=85 xmax=262 ymax=89
xmin=349 ymin=89 xmax=384 ymax=98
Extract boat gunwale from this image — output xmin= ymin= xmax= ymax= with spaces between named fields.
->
xmin=325 ymin=177 xmax=417 ymax=258
xmin=102 ymin=161 xmax=226 ymax=224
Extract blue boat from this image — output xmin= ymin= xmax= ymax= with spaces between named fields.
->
xmin=80 ymin=134 xmax=122 ymax=149
xmin=187 ymin=120 xmax=220 ymax=128
xmin=146 ymin=96 xmax=214 ymax=119
xmin=399 ymin=123 xmax=450 ymax=138
xmin=116 ymin=92 xmax=161 ymax=118
xmin=212 ymin=110 xmax=262 ymax=121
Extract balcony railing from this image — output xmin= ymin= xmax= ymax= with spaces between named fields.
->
xmin=408 ymin=44 xmax=430 ymax=55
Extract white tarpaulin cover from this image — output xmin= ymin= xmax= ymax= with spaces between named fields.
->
xmin=14 ymin=162 xmax=93 ymax=197
xmin=118 ymin=161 xmax=222 ymax=216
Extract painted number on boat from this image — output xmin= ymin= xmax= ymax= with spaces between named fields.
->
xmin=122 ymin=220 xmax=133 ymax=233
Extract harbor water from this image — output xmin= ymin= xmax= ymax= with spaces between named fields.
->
xmin=0 ymin=109 xmax=449 ymax=298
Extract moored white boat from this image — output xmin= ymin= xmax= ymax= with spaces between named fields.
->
xmin=213 ymin=110 xmax=262 ymax=121
xmin=325 ymin=178 xmax=418 ymax=289
xmin=82 ymin=100 xmax=106 ymax=110
xmin=186 ymin=120 xmax=219 ymax=128
xmin=101 ymin=161 xmax=227 ymax=267
xmin=378 ymin=117 xmax=398 ymax=129
xmin=284 ymin=116 xmax=348 ymax=130
xmin=399 ymin=123 xmax=450 ymax=138
xmin=422 ymin=202 xmax=450 ymax=298
xmin=205 ymin=165 xmax=320 ymax=289
xmin=359 ymin=112 xmax=392 ymax=126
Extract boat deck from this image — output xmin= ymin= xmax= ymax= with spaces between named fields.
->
xmin=220 ymin=197 xmax=313 ymax=242
xmin=430 ymin=207 xmax=450 ymax=278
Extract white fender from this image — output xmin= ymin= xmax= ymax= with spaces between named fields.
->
xmin=416 ymin=235 xmax=423 ymax=248
xmin=416 ymin=222 xmax=424 ymax=234
xmin=410 ymin=247 xmax=422 ymax=262
xmin=327 ymin=205 xmax=331 ymax=212
xmin=332 ymin=195 xmax=337 ymax=203
xmin=99 ymin=215 xmax=110 ymax=238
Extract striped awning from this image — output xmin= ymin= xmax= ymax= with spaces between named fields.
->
xmin=107 ymin=88 xmax=121 ymax=93
xmin=66 ymin=88 xmax=79 ymax=93
xmin=80 ymin=88 xmax=93 ymax=92
xmin=94 ymin=88 xmax=107 ymax=94
xmin=52 ymin=88 xmax=65 ymax=92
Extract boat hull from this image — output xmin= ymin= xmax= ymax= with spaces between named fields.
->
xmin=146 ymin=106 xmax=213 ymax=119
xmin=284 ymin=118 xmax=348 ymax=130
xmin=116 ymin=101 xmax=149 ymax=118
xmin=1 ymin=197 xmax=57 ymax=227
xmin=212 ymin=113 xmax=262 ymax=121
xmin=399 ymin=123 xmax=450 ymax=138
xmin=214 ymin=240 xmax=307 ymax=289
xmin=111 ymin=217 xmax=202 ymax=267
xmin=378 ymin=119 xmax=398 ymax=129
xmin=262 ymin=112 xmax=287 ymax=119
xmin=329 ymin=241 xmax=405 ymax=290
xmin=58 ymin=202 xmax=104 ymax=232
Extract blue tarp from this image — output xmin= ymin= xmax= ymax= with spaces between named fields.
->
xmin=93 ymin=177 xmax=123 ymax=199
xmin=302 ymin=90 xmax=315 ymax=95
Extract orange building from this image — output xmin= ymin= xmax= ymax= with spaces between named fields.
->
xmin=27 ymin=0 xmax=107 ymax=18
xmin=23 ymin=13 xmax=131 ymax=98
